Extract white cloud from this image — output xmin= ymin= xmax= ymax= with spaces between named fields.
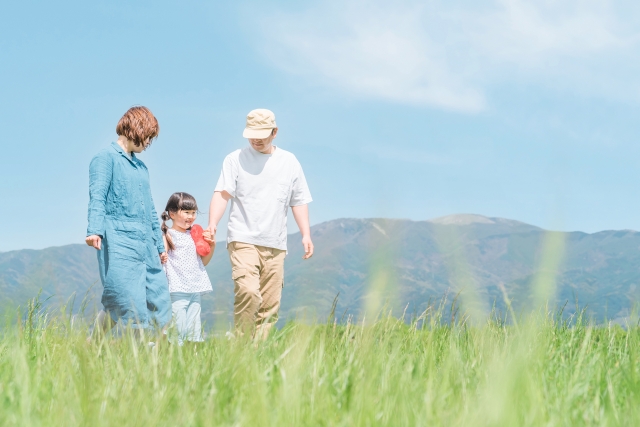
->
xmin=469 ymin=1 xmax=631 ymax=66
xmin=253 ymin=0 xmax=640 ymax=112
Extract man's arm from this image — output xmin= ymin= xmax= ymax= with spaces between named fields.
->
xmin=207 ymin=190 xmax=232 ymax=234
xmin=292 ymin=204 xmax=313 ymax=259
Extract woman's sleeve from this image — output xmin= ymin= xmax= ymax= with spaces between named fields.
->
xmin=87 ymin=153 xmax=112 ymax=237
xmin=149 ymin=190 xmax=166 ymax=254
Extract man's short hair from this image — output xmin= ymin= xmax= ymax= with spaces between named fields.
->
xmin=116 ymin=106 xmax=160 ymax=147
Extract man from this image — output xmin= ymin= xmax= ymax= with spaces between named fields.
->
xmin=207 ymin=109 xmax=313 ymax=339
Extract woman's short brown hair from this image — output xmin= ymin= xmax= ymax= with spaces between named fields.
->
xmin=115 ymin=106 xmax=160 ymax=147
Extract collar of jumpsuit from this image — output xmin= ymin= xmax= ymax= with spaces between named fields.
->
xmin=110 ymin=141 xmax=141 ymax=167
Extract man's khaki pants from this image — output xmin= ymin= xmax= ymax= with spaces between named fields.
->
xmin=228 ymin=241 xmax=285 ymax=339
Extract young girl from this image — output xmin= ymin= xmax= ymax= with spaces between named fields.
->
xmin=161 ymin=192 xmax=215 ymax=345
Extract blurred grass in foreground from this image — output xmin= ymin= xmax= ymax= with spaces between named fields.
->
xmin=2 ymin=297 xmax=640 ymax=426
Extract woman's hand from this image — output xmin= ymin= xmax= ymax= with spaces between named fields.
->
xmin=86 ymin=235 xmax=102 ymax=250
xmin=159 ymin=252 xmax=168 ymax=264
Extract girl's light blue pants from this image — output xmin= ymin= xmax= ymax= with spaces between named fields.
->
xmin=170 ymin=293 xmax=203 ymax=345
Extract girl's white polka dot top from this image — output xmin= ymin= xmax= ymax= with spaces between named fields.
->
xmin=164 ymin=228 xmax=213 ymax=294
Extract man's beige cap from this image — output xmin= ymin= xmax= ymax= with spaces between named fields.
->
xmin=243 ymin=109 xmax=277 ymax=139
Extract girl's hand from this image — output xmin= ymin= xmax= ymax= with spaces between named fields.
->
xmin=159 ymin=252 xmax=168 ymax=264
xmin=200 ymin=233 xmax=216 ymax=266
xmin=86 ymin=235 xmax=102 ymax=250
xmin=203 ymin=233 xmax=216 ymax=247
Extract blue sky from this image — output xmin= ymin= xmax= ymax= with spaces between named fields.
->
xmin=1 ymin=0 xmax=640 ymax=251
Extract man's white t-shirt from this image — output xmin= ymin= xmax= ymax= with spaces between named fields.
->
xmin=215 ymin=145 xmax=312 ymax=251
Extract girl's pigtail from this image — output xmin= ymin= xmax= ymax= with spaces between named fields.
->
xmin=161 ymin=211 xmax=175 ymax=251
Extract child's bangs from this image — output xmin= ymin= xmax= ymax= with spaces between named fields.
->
xmin=178 ymin=198 xmax=198 ymax=212
xmin=164 ymin=192 xmax=199 ymax=214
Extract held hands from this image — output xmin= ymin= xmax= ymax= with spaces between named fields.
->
xmin=205 ymin=225 xmax=217 ymax=238
xmin=199 ymin=227 xmax=217 ymax=266
xmin=85 ymin=235 xmax=102 ymax=250
xmin=159 ymin=252 xmax=168 ymax=264
xmin=202 ymin=229 xmax=216 ymax=248
xmin=302 ymin=235 xmax=314 ymax=259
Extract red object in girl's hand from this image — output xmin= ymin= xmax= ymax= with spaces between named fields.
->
xmin=190 ymin=224 xmax=211 ymax=257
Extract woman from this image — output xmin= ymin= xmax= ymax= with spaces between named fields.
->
xmin=86 ymin=106 xmax=171 ymax=334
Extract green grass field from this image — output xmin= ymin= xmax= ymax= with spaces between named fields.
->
xmin=2 ymin=298 xmax=640 ymax=427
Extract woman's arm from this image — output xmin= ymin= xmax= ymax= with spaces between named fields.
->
xmin=148 ymin=192 xmax=166 ymax=254
xmin=86 ymin=153 xmax=113 ymax=249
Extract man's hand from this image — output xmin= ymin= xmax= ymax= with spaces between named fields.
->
xmin=159 ymin=252 xmax=168 ymax=264
xmin=292 ymin=204 xmax=313 ymax=259
xmin=208 ymin=191 xmax=230 ymax=236
xmin=302 ymin=235 xmax=314 ymax=259
xmin=86 ymin=235 xmax=102 ymax=250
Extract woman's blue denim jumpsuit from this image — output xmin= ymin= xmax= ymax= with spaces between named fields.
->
xmin=87 ymin=142 xmax=171 ymax=329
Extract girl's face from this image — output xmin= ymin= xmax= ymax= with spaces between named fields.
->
xmin=169 ymin=209 xmax=197 ymax=231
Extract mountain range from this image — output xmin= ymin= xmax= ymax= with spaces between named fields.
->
xmin=2 ymin=214 xmax=640 ymax=326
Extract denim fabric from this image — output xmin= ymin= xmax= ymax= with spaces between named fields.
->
xmin=170 ymin=292 xmax=203 ymax=345
xmin=88 ymin=142 xmax=171 ymax=329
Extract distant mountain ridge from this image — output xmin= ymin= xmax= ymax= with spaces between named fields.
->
xmin=2 ymin=215 xmax=640 ymax=325
xmin=429 ymin=213 xmax=538 ymax=228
